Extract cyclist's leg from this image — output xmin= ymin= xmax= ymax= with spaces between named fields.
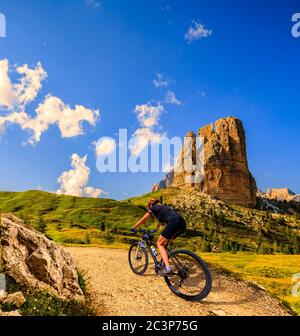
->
xmin=157 ymin=217 xmax=186 ymax=268
xmin=157 ymin=235 xmax=171 ymax=267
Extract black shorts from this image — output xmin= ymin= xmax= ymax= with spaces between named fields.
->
xmin=161 ymin=216 xmax=186 ymax=240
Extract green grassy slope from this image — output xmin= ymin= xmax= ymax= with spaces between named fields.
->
xmin=200 ymin=252 xmax=300 ymax=315
xmin=0 ymin=188 xmax=299 ymax=253
xmin=130 ymin=188 xmax=300 ymax=254
xmin=0 ymin=190 xmax=148 ymax=246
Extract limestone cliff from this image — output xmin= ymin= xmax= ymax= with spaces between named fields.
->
xmin=198 ymin=117 xmax=257 ymax=206
xmin=153 ymin=116 xmax=257 ymax=207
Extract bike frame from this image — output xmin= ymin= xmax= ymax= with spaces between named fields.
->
xmin=136 ymin=232 xmax=185 ymax=273
xmin=137 ymin=238 xmax=162 ymax=268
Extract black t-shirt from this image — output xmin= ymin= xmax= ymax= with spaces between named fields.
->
xmin=148 ymin=204 xmax=180 ymax=224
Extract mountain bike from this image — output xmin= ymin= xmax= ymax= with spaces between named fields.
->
xmin=128 ymin=229 xmax=212 ymax=301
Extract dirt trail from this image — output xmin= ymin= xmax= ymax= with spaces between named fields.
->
xmin=67 ymin=247 xmax=291 ymax=316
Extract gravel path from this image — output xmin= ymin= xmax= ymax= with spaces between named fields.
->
xmin=67 ymin=247 xmax=291 ymax=316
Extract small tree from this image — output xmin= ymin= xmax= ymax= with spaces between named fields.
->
xmin=103 ymin=229 xmax=115 ymax=244
xmin=37 ymin=217 xmax=46 ymax=234
xmin=56 ymin=222 xmax=62 ymax=231
xmin=201 ymin=241 xmax=211 ymax=252
xmin=100 ymin=222 xmax=106 ymax=232
xmin=212 ymin=231 xmax=219 ymax=244
xmin=231 ymin=243 xmax=238 ymax=254
xmin=272 ymin=240 xmax=278 ymax=254
xmin=292 ymin=236 xmax=299 ymax=254
xmin=283 ymin=244 xmax=291 ymax=254
xmin=85 ymin=233 xmax=91 ymax=244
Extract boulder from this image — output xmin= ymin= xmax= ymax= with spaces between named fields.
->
xmin=0 ymin=214 xmax=84 ymax=301
xmin=0 ymin=292 xmax=26 ymax=308
xmin=0 ymin=310 xmax=22 ymax=316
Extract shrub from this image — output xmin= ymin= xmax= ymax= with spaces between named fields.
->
xmin=102 ymin=230 xmax=115 ymax=244
xmin=62 ymin=238 xmax=86 ymax=245
xmin=201 ymin=241 xmax=211 ymax=252
xmin=85 ymin=233 xmax=91 ymax=244
xmin=36 ymin=217 xmax=46 ymax=233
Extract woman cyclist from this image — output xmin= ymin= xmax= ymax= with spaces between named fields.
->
xmin=130 ymin=198 xmax=186 ymax=276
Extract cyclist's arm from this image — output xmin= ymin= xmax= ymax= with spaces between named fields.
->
xmin=132 ymin=212 xmax=151 ymax=230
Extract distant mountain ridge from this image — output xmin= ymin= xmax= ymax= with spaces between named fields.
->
xmin=264 ymin=188 xmax=300 ymax=202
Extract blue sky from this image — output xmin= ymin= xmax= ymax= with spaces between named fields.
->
xmin=0 ymin=0 xmax=299 ymax=199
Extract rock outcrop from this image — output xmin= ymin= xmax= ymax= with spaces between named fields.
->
xmin=257 ymin=188 xmax=300 ymax=203
xmin=0 ymin=310 xmax=22 ymax=316
xmin=154 ymin=117 xmax=257 ymax=207
xmin=152 ymin=171 xmax=174 ymax=192
xmin=0 ymin=292 xmax=26 ymax=309
xmin=0 ymin=214 xmax=84 ymax=301
xmin=198 ymin=117 xmax=257 ymax=206
xmin=173 ymin=131 xmax=199 ymax=188
xmin=265 ymin=188 xmax=295 ymax=201
xmin=291 ymin=195 xmax=300 ymax=202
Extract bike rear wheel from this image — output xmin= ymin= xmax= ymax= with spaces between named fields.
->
xmin=164 ymin=249 xmax=212 ymax=301
xmin=128 ymin=242 xmax=149 ymax=275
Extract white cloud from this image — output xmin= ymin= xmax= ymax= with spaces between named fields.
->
xmin=0 ymin=59 xmax=17 ymax=108
xmin=57 ymin=153 xmax=106 ymax=198
xmin=84 ymin=186 xmax=104 ymax=198
xmin=85 ymin=0 xmax=101 ymax=8
xmin=197 ymin=90 xmax=206 ymax=97
xmin=134 ymin=102 xmax=164 ymax=128
xmin=162 ymin=161 xmax=173 ymax=173
xmin=31 ymin=95 xmax=99 ymax=143
xmin=129 ymin=127 xmax=165 ymax=156
xmin=165 ymin=90 xmax=182 ymax=106
xmin=130 ymin=102 xmax=166 ymax=155
xmin=153 ymin=73 xmax=168 ymax=88
xmin=0 ymin=59 xmax=99 ymax=144
xmin=95 ymin=137 xmax=116 ymax=157
xmin=185 ymin=21 xmax=212 ymax=43
xmin=0 ymin=59 xmax=47 ymax=110
xmin=14 ymin=62 xmax=47 ymax=107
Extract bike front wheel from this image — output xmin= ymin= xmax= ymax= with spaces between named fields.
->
xmin=164 ymin=249 xmax=212 ymax=301
xmin=128 ymin=242 xmax=149 ymax=275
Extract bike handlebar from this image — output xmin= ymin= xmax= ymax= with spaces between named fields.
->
xmin=130 ymin=228 xmax=156 ymax=234
xmin=140 ymin=229 xmax=156 ymax=233
xmin=130 ymin=228 xmax=156 ymax=235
